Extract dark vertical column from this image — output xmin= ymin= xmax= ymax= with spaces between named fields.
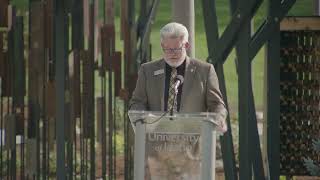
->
xmin=7 ymin=8 xmax=15 ymax=179
xmin=124 ymin=0 xmax=136 ymax=179
xmin=72 ymin=0 xmax=84 ymax=50
xmin=43 ymin=1 xmax=54 ymax=177
xmin=12 ymin=16 xmax=25 ymax=180
xmin=0 ymin=27 xmax=4 ymax=180
xmin=54 ymin=0 xmax=68 ymax=179
xmin=66 ymin=52 xmax=73 ymax=180
xmin=81 ymin=50 xmax=91 ymax=179
xmin=101 ymin=24 xmax=116 ymax=180
xmin=0 ymin=76 xmax=2 ymax=179
xmin=96 ymin=96 xmax=106 ymax=179
xmin=112 ymin=52 xmax=121 ymax=180
xmin=108 ymin=62 xmax=114 ymax=180
xmin=201 ymin=0 xmax=238 ymax=179
xmin=81 ymin=1 xmax=89 ymax=177
xmin=89 ymin=1 xmax=96 ymax=179
xmin=266 ymin=0 xmax=280 ymax=179
xmin=28 ymin=1 xmax=45 ymax=178
xmin=101 ymin=25 xmax=111 ymax=180
xmin=68 ymin=50 xmax=81 ymax=180
xmin=237 ymin=0 xmax=252 ymax=179
xmin=0 ymin=2 xmax=9 ymax=176
xmin=121 ymin=0 xmax=129 ymax=179
xmin=230 ymin=0 xmax=266 ymax=178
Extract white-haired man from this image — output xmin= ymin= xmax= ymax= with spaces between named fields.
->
xmin=130 ymin=22 xmax=227 ymax=132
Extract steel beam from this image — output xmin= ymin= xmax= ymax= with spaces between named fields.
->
xmin=54 ymin=0 xmax=68 ymax=178
xmin=265 ymin=0 xmax=281 ymax=179
xmin=280 ymin=0 xmax=297 ymax=17
xmin=237 ymin=19 xmax=252 ymax=180
xmin=201 ymin=0 xmax=238 ymax=179
xmin=249 ymin=0 xmax=297 ymax=61
xmin=212 ymin=0 xmax=263 ymax=64
xmin=235 ymin=0 xmax=266 ymax=178
xmin=231 ymin=0 xmax=265 ymax=179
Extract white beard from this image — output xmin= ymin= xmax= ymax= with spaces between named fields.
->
xmin=164 ymin=57 xmax=185 ymax=68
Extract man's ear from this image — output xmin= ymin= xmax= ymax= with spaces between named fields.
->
xmin=184 ymin=42 xmax=190 ymax=49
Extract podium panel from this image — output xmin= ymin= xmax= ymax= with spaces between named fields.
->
xmin=128 ymin=111 xmax=222 ymax=180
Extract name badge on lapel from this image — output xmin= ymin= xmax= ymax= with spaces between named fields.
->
xmin=154 ymin=69 xmax=164 ymax=76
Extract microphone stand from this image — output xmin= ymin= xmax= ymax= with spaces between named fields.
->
xmin=169 ymin=75 xmax=184 ymax=118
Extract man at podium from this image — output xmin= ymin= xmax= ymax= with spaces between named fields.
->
xmin=129 ymin=22 xmax=228 ymax=132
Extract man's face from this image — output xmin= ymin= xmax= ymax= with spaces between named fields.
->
xmin=161 ymin=37 xmax=189 ymax=67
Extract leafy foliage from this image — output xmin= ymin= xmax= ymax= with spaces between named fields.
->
xmin=303 ymin=139 xmax=320 ymax=176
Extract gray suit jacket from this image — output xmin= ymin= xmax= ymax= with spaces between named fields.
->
xmin=129 ymin=57 xmax=227 ymax=118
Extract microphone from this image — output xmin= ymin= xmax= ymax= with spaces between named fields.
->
xmin=174 ymin=75 xmax=184 ymax=93
xmin=169 ymin=75 xmax=184 ymax=117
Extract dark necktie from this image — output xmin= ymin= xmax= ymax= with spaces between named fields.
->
xmin=167 ymin=68 xmax=177 ymax=112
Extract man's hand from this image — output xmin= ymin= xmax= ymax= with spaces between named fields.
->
xmin=217 ymin=120 xmax=227 ymax=133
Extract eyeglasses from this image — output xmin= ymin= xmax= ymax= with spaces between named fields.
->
xmin=162 ymin=46 xmax=184 ymax=54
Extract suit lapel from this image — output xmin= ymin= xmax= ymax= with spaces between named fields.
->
xmin=180 ymin=57 xmax=196 ymax=112
xmin=153 ymin=59 xmax=166 ymax=111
